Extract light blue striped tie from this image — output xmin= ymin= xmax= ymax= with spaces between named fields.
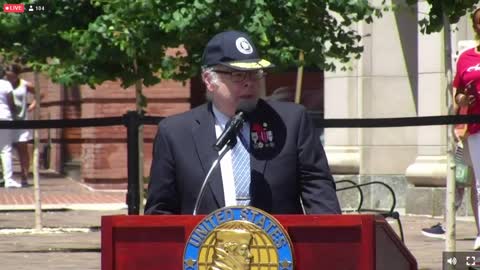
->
xmin=231 ymin=134 xmax=251 ymax=206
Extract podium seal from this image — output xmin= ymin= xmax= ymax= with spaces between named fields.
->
xmin=183 ymin=206 xmax=294 ymax=270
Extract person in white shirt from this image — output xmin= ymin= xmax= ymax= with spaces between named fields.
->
xmin=5 ymin=64 xmax=40 ymax=186
xmin=0 ymin=78 xmax=20 ymax=188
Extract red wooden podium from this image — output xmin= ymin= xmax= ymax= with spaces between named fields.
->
xmin=101 ymin=214 xmax=416 ymax=270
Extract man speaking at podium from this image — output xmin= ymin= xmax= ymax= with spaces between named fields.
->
xmin=145 ymin=30 xmax=340 ymax=215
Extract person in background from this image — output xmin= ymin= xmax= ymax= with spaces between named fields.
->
xmin=0 ymin=72 xmax=19 ymax=188
xmin=5 ymin=64 xmax=41 ymax=186
xmin=421 ymin=88 xmax=479 ymax=244
xmin=421 ymin=168 xmax=477 ymax=242
xmin=426 ymin=7 xmax=480 ymax=250
xmin=145 ymin=30 xmax=340 ymax=215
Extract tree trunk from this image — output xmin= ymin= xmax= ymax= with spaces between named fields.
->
xmin=294 ymin=50 xmax=304 ymax=104
xmin=33 ymin=72 xmax=42 ymax=230
xmin=443 ymin=12 xmax=456 ymax=252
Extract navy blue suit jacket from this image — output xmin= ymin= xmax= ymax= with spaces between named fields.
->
xmin=145 ymin=99 xmax=341 ymax=215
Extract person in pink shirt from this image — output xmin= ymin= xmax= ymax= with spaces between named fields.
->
xmin=434 ymin=7 xmax=480 ymax=250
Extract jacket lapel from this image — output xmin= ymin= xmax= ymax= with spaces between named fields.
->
xmin=192 ymin=103 xmax=225 ymax=208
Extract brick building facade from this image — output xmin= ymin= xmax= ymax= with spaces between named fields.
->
xmin=23 ymin=71 xmax=322 ymax=189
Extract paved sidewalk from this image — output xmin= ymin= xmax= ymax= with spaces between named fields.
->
xmin=0 ymin=172 xmax=478 ymax=270
xmin=0 ymin=171 xmax=126 ymax=211
xmin=0 ymin=172 xmax=127 ymax=270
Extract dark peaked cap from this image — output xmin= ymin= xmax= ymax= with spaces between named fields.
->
xmin=202 ymin=30 xmax=274 ymax=71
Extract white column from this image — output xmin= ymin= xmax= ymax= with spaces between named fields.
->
xmin=405 ymin=1 xmax=448 ymax=186
xmin=325 ymin=1 xmax=418 ymax=176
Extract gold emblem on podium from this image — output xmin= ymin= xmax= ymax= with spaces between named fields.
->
xmin=184 ymin=206 xmax=294 ymax=270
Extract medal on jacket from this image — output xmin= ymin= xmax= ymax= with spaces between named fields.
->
xmin=251 ymin=122 xmax=275 ymax=149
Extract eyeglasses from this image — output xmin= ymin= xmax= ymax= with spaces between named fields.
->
xmin=213 ymin=69 xmax=266 ymax=83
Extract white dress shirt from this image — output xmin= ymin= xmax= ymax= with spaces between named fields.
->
xmin=212 ymin=105 xmax=250 ymax=206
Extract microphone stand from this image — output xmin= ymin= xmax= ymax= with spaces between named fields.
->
xmin=192 ymin=138 xmax=237 ymax=215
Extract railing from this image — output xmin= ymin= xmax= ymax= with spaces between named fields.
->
xmin=4 ymin=111 xmax=480 ymax=218
xmin=336 ymin=180 xmax=404 ymax=242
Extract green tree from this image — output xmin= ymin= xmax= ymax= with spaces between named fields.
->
xmin=3 ymin=0 xmax=387 ymax=91
xmin=0 ymin=0 xmax=103 ymax=228
xmin=0 ymin=0 xmax=388 ymax=214
xmin=405 ymin=0 xmax=478 ymax=34
xmin=0 ymin=1 xmax=101 ymax=68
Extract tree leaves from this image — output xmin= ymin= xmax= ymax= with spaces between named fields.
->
xmin=405 ymin=0 xmax=479 ymax=34
xmin=0 ymin=0 xmax=388 ymax=89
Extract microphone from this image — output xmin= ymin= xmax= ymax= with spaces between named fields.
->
xmin=193 ymin=100 xmax=257 ymax=215
xmin=213 ymin=100 xmax=256 ymax=151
